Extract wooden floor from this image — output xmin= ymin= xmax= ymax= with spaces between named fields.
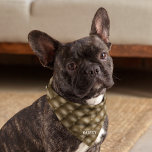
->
xmin=0 ymin=43 xmax=152 ymax=58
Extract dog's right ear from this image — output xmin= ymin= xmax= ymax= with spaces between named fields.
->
xmin=28 ymin=30 xmax=61 ymax=68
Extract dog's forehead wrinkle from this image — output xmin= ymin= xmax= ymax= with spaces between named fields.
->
xmin=63 ymin=36 xmax=107 ymax=59
xmin=58 ymin=44 xmax=76 ymax=60
xmin=92 ymin=36 xmax=108 ymax=50
xmin=79 ymin=36 xmax=108 ymax=53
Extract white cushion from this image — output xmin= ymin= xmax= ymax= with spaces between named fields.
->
xmin=0 ymin=0 xmax=152 ymax=45
xmin=0 ymin=0 xmax=32 ymax=42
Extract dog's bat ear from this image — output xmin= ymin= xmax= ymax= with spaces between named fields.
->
xmin=90 ymin=7 xmax=111 ymax=48
xmin=28 ymin=30 xmax=61 ymax=68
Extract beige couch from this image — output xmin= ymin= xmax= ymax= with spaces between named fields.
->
xmin=0 ymin=0 xmax=152 ymax=57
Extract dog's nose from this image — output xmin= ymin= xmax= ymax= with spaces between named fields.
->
xmin=85 ymin=65 xmax=100 ymax=77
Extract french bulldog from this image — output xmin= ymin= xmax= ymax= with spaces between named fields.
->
xmin=0 ymin=7 xmax=114 ymax=152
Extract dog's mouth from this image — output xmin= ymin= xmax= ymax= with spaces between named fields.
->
xmin=71 ymin=70 xmax=114 ymax=101
xmin=84 ymin=81 xmax=107 ymax=99
xmin=73 ymin=78 xmax=106 ymax=100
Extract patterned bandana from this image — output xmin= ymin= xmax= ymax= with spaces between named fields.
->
xmin=46 ymin=78 xmax=107 ymax=147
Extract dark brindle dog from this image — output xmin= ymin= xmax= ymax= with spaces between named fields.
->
xmin=0 ymin=7 xmax=114 ymax=152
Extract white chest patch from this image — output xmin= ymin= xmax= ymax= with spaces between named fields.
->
xmin=75 ymin=143 xmax=89 ymax=152
xmin=95 ymin=128 xmax=106 ymax=143
xmin=86 ymin=94 xmax=104 ymax=105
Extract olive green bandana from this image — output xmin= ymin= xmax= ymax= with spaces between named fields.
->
xmin=46 ymin=78 xmax=107 ymax=147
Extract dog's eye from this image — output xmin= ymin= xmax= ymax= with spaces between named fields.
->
xmin=67 ymin=62 xmax=77 ymax=71
xmin=100 ymin=52 xmax=107 ymax=59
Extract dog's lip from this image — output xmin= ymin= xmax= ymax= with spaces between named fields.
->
xmin=73 ymin=78 xmax=108 ymax=99
xmin=73 ymin=87 xmax=92 ymax=99
xmin=80 ymin=85 xmax=106 ymax=100
xmin=73 ymin=78 xmax=95 ymax=98
xmin=92 ymin=88 xmax=106 ymax=98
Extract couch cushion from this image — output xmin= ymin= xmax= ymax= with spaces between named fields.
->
xmin=0 ymin=0 xmax=152 ymax=45
xmin=0 ymin=0 xmax=32 ymax=42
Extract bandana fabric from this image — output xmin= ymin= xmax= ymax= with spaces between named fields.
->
xmin=46 ymin=78 xmax=107 ymax=147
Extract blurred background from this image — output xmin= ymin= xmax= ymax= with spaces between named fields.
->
xmin=0 ymin=0 xmax=152 ymax=152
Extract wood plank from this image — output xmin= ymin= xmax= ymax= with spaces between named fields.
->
xmin=110 ymin=45 xmax=152 ymax=58
xmin=0 ymin=43 xmax=152 ymax=58
xmin=0 ymin=43 xmax=33 ymax=55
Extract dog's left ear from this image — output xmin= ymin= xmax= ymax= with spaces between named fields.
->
xmin=28 ymin=30 xmax=61 ymax=68
xmin=90 ymin=7 xmax=111 ymax=48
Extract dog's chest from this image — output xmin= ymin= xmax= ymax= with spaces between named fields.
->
xmin=47 ymin=83 xmax=107 ymax=151
xmin=47 ymin=85 xmax=107 ymax=146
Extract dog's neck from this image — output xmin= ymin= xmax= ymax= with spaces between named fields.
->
xmin=46 ymin=80 xmax=107 ymax=147
xmin=51 ymin=77 xmax=105 ymax=105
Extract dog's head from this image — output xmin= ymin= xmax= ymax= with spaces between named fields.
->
xmin=28 ymin=7 xmax=114 ymax=103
